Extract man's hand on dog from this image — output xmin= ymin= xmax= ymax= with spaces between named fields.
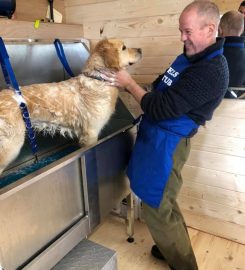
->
xmin=98 ymin=68 xmax=147 ymax=104
xmin=99 ymin=69 xmax=135 ymax=90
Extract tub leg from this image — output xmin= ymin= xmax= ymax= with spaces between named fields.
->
xmin=126 ymin=192 xmax=135 ymax=243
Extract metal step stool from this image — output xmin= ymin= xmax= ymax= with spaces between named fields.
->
xmin=52 ymin=239 xmax=117 ymax=270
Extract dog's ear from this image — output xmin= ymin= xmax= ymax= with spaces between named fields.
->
xmin=95 ymin=39 xmax=120 ymax=71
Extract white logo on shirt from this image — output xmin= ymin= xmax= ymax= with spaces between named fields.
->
xmin=161 ymin=67 xmax=180 ymax=87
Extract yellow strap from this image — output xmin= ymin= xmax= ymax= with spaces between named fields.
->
xmin=34 ymin=19 xmax=40 ymax=29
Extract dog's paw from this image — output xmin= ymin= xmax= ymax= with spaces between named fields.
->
xmin=79 ymin=136 xmax=98 ymax=147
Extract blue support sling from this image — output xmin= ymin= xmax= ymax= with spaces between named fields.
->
xmin=54 ymin=39 xmax=75 ymax=77
xmin=0 ymin=37 xmax=38 ymax=161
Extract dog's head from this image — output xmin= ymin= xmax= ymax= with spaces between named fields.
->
xmin=92 ymin=39 xmax=142 ymax=71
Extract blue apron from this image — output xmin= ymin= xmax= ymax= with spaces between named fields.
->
xmin=127 ymin=50 xmax=223 ymax=208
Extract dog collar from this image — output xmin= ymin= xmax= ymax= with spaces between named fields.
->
xmin=82 ymin=67 xmax=116 ymax=83
xmin=82 ymin=71 xmax=107 ymax=82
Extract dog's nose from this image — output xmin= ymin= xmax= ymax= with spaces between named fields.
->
xmin=137 ymin=48 xmax=142 ymax=54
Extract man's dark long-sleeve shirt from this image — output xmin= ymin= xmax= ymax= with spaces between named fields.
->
xmin=223 ymin=36 xmax=245 ymax=86
xmin=141 ymin=39 xmax=229 ymax=126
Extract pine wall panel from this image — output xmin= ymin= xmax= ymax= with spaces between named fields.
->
xmin=0 ymin=20 xmax=84 ymax=40
xmin=215 ymin=0 xmax=242 ymax=13
xmin=180 ymin=100 xmax=245 ymax=244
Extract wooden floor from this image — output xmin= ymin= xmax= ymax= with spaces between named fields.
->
xmin=89 ymin=215 xmax=245 ymax=270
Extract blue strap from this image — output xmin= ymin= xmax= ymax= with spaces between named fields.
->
xmin=54 ymin=39 xmax=75 ymax=77
xmin=0 ymin=37 xmax=38 ymax=161
xmin=206 ymin=48 xmax=224 ymax=60
xmin=224 ymin=42 xmax=245 ymax=48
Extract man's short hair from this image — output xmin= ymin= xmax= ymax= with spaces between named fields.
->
xmin=182 ymin=0 xmax=220 ymax=27
xmin=219 ymin=10 xmax=244 ymax=36
xmin=239 ymin=1 xmax=245 ymax=7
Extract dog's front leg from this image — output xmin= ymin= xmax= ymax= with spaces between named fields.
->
xmin=0 ymin=136 xmax=25 ymax=176
xmin=0 ymin=123 xmax=25 ymax=176
xmin=78 ymin=130 xmax=99 ymax=147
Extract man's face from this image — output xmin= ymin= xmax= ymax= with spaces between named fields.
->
xmin=179 ymin=9 xmax=214 ymax=57
xmin=238 ymin=5 xmax=245 ymax=17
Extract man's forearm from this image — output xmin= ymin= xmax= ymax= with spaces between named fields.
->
xmin=126 ymin=80 xmax=147 ymax=104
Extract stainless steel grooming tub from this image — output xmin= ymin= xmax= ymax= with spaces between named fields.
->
xmin=0 ymin=40 xmax=135 ymax=270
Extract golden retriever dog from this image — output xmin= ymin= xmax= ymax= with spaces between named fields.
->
xmin=0 ymin=39 xmax=142 ymax=175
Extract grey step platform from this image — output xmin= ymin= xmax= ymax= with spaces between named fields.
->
xmin=52 ymin=239 xmax=117 ymax=270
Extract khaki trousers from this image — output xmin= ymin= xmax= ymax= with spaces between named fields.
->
xmin=142 ymin=138 xmax=198 ymax=270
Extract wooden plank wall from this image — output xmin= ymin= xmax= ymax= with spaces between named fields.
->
xmin=215 ymin=0 xmax=242 ymax=13
xmin=64 ymin=0 xmax=245 ymax=244
xmin=0 ymin=20 xmax=84 ymax=41
xmin=180 ymin=100 xmax=245 ymax=244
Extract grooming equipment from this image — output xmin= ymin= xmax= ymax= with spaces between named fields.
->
xmin=0 ymin=39 xmax=135 ymax=270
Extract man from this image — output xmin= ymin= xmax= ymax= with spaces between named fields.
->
xmin=103 ymin=1 xmax=229 ymax=270
xmin=219 ymin=10 xmax=245 ymax=98
xmin=238 ymin=1 xmax=245 ymax=36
